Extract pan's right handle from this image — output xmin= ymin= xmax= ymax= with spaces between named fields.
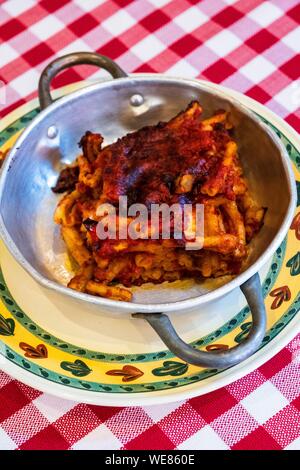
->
xmin=133 ymin=273 xmax=267 ymax=368
xmin=38 ymin=52 xmax=128 ymax=110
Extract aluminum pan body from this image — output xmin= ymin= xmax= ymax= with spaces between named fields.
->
xmin=0 ymin=75 xmax=296 ymax=313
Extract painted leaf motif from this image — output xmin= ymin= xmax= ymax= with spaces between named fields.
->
xmin=0 ymin=313 xmax=15 ymax=336
xmin=106 ymin=365 xmax=144 ymax=382
xmin=206 ymin=344 xmax=229 ymax=352
xmin=19 ymin=342 xmax=48 ymax=359
xmin=234 ymin=322 xmax=252 ymax=344
xmin=286 ymin=143 xmax=292 ymax=156
xmin=152 ymin=360 xmax=188 ymax=377
xmin=286 ymin=252 xmax=300 ymax=276
xmin=269 ymin=286 xmax=291 ymax=310
xmin=291 ymin=212 xmax=300 ymax=240
xmin=60 ymin=359 xmax=91 ymax=377
xmin=296 ymin=181 xmax=300 ymax=206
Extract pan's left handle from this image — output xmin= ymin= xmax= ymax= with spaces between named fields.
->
xmin=38 ymin=52 xmax=128 ymax=110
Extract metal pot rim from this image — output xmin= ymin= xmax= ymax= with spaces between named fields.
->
xmin=0 ymin=73 xmax=297 ymax=313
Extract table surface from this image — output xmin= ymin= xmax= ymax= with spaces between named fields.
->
xmin=0 ymin=0 xmax=299 ymax=451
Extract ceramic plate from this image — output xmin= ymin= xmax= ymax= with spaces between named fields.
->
xmin=0 ymin=80 xmax=299 ymax=406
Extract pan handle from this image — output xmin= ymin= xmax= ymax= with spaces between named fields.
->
xmin=38 ymin=52 xmax=128 ymax=110
xmin=132 ymin=273 xmax=266 ymax=368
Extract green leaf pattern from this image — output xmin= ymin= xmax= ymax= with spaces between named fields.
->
xmin=286 ymin=252 xmax=300 ymax=276
xmin=152 ymin=360 xmax=188 ymax=377
xmin=60 ymin=359 xmax=92 ymax=377
xmin=234 ymin=322 xmax=252 ymax=343
xmin=0 ymin=313 xmax=15 ymax=336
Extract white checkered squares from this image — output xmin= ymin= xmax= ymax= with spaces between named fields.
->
xmin=206 ymin=30 xmax=242 ymax=56
xmin=74 ymin=0 xmax=106 ymax=11
xmin=102 ymin=10 xmax=135 ymax=35
xmin=33 ymin=394 xmax=76 ymax=423
xmin=0 ymin=43 xmax=18 ymax=68
xmin=178 ymin=426 xmax=229 ymax=450
xmin=282 ymin=27 xmax=300 ymax=53
xmin=72 ymin=424 xmax=121 ymax=450
xmin=59 ymin=38 xmax=92 ymax=55
xmin=10 ymin=68 xmax=40 ymax=97
xmin=132 ymin=36 xmax=165 ymax=61
xmin=248 ymin=2 xmax=283 ymax=27
xmin=285 ymin=437 xmax=300 ymax=450
xmin=144 ymin=401 xmax=185 ymax=423
xmin=0 ymin=427 xmax=15 ymax=450
xmin=167 ymin=59 xmax=198 ymax=78
xmin=274 ymin=82 xmax=300 ymax=113
xmin=30 ymin=16 xmax=65 ymax=41
xmin=148 ymin=0 xmax=172 ymax=6
xmin=242 ymin=382 xmax=289 ymax=425
xmin=240 ymin=55 xmax=276 ymax=82
xmin=2 ymin=0 xmax=36 ymax=16
xmin=174 ymin=7 xmax=208 ymax=33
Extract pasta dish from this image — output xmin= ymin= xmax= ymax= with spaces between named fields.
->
xmin=53 ymin=101 xmax=265 ymax=302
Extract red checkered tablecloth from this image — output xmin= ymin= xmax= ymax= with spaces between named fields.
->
xmin=0 ymin=0 xmax=299 ymax=451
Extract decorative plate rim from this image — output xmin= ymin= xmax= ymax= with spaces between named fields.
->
xmin=0 ymin=243 xmax=286 ymax=362
xmin=0 ymin=79 xmax=299 ymax=406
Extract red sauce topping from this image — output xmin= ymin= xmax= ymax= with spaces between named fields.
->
xmin=94 ymin=102 xmax=230 ymax=207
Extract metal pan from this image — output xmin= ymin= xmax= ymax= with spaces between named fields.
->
xmin=0 ymin=52 xmax=296 ymax=368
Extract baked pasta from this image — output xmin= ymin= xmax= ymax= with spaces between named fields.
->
xmin=53 ymin=101 xmax=265 ymax=302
